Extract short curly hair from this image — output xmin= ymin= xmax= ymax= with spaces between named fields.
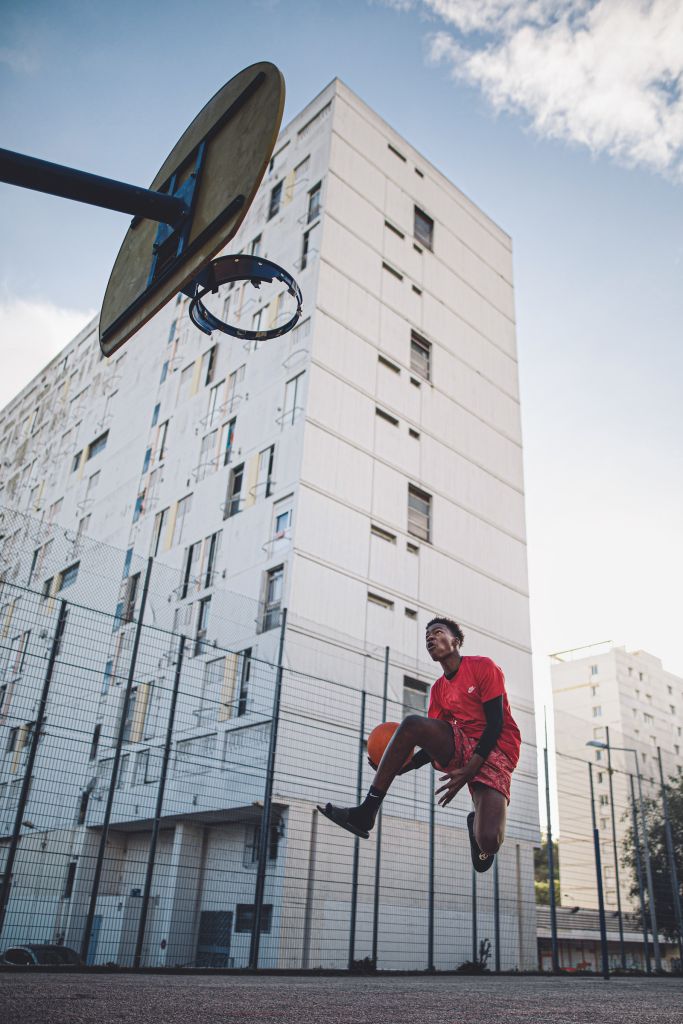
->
xmin=426 ymin=617 xmax=465 ymax=647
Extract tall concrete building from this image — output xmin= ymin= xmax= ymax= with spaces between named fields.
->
xmin=0 ymin=79 xmax=538 ymax=968
xmin=551 ymin=643 xmax=682 ymax=914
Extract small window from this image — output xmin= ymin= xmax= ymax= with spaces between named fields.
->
xmin=90 ymin=724 xmax=101 ymax=761
xmin=408 ymin=485 xmax=431 ymax=542
xmin=378 ymin=354 xmax=400 ymax=374
xmin=58 ymin=562 xmax=79 ymax=591
xmin=591 ymin=665 xmax=599 ymax=676
xmin=235 ymin=903 xmax=273 ymax=934
xmin=307 ymin=182 xmax=321 ymax=222
xmin=141 ymin=447 xmax=152 ymax=474
xmin=388 ymin=142 xmax=406 ymax=162
xmin=225 ymin=463 xmax=244 ymax=518
xmin=367 ymin=592 xmax=394 ymax=609
xmin=250 ymin=235 xmax=262 ymax=257
xmin=283 ymin=372 xmax=304 ymax=426
xmin=237 ymin=648 xmax=252 ymax=717
xmin=273 ymin=507 xmax=291 ymax=538
xmin=222 ymin=418 xmax=236 ymax=466
xmin=375 ymin=407 xmax=399 ymax=426
xmin=268 ymin=180 xmax=283 ymax=220
xmin=410 ymin=330 xmax=431 ymax=381
xmin=385 ymin=220 xmax=405 ymax=239
xmin=371 ymin=524 xmax=396 ymax=543
xmin=403 ymin=676 xmax=428 ymax=714
xmin=157 ymin=421 xmax=169 ymax=461
xmin=72 ymin=451 xmax=82 ymax=473
xmin=414 ymin=207 xmax=434 ymax=250
xmin=257 ymin=445 xmax=275 ymax=498
xmin=87 ymin=431 xmax=108 ymax=460
xmin=592 ymin=706 xmax=602 ymax=718
xmin=195 ymin=596 xmax=211 ymax=656
xmin=63 ymin=861 xmax=78 ymax=899
xmin=203 ymin=346 xmax=216 ymax=386
xmin=262 ymin=565 xmax=283 ymax=631
xmin=382 ymin=261 xmax=403 ymax=281
xmin=174 ymin=494 xmax=192 ymax=546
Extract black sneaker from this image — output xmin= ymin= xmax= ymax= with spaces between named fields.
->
xmin=317 ymin=803 xmax=370 ymax=839
xmin=467 ymin=811 xmax=494 ymax=873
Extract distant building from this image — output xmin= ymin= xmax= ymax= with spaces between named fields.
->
xmin=551 ymin=643 xmax=682 ymax=912
xmin=0 ymin=78 xmax=538 ymax=968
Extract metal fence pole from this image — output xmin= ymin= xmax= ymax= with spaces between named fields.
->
xmin=371 ymin=645 xmax=389 ymax=968
xmin=588 ymin=762 xmax=610 ymax=979
xmin=249 ymin=607 xmax=287 ymax=970
xmin=543 ymin=720 xmax=559 ymax=973
xmin=348 ymin=690 xmax=366 ymax=970
xmin=494 ymin=855 xmax=500 ymax=972
xmin=657 ymin=747 xmax=683 ymax=968
xmin=629 ymin=772 xmax=651 ymax=973
xmin=428 ymin=765 xmax=435 ymax=972
xmin=80 ymin=555 xmax=153 ymax=963
xmin=0 ymin=599 xmax=68 ymax=938
xmin=133 ymin=634 xmax=186 ymax=968
xmin=605 ymin=727 xmax=626 ymax=970
xmin=471 ymin=866 xmax=477 ymax=964
xmin=634 ymin=754 xmax=661 ymax=971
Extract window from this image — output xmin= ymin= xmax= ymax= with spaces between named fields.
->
xmin=593 ymin=726 xmax=605 ymax=739
xmin=268 ymin=180 xmax=283 ymax=219
xmin=388 ymin=142 xmax=406 ymax=161
xmin=237 ymin=648 xmax=251 ymax=716
xmin=235 ymin=904 xmax=273 ymax=934
xmin=207 ymin=382 xmax=224 ymax=429
xmin=197 ymin=430 xmax=217 ymax=481
xmin=204 ymin=531 xmax=221 ymax=588
xmin=86 ymin=471 xmax=100 ymax=498
xmin=599 ymin=794 xmax=609 ymax=806
xmin=376 ymin=407 xmax=399 ymax=426
xmin=403 ymin=677 xmax=428 ymax=714
xmin=591 ymin=685 xmax=599 ymax=697
xmin=58 ymin=562 xmax=79 ymax=591
xmin=227 ymin=365 xmax=245 ymax=412
xmin=141 ymin=447 xmax=151 ymax=474
xmin=643 ymin=713 xmax=654 ymax=725
xmin=408 ymin=485 xmax=431 ymax=542
xmin=371 ymin=524 xmax=396 ymax=543
xmin=221 ymin=418 xmax=236 ymax=466
xmin=102 ymin=660 xmax=113 ymax=695
xmin=591 ymin=665 xmax=599 ymax=676
xmin=243 ymin=821 xmax=280 ymax=866
xmin=595 ymin=749 xmax=602 ymax=761
xmin=77 ymin=790 xmax=90 ymax=825
xmin=151 ymin=507 xmax=169 ymax=556
xmin=9 ymin=631 xmax=29 ymax=675
xmin=87 ymin=431 xmax=108 ymax=460
xmin=273 ymin=507 xmax=291 ymax=539
xmin=63 ymin=862 xmax=77 ymax=900
xmin=250 ymin=235 xmax=262 ymax=257
xmin=262 ymin=565 xmax=283 ymax=631
xmin=132 ymin=490 xmax=145 ymax=523
xmin=257 ymin=445 xmax=275 ymax=498
xmin=202 ymin=346 xmax=216 ymax=386
xmin=72 ymin=451 xmax=82 ymax=473
xmin=90 ymin=724 xmax=101 ymax=761
xmin=300 ymin=228 xmax=312 ymax=271
xmin=195 ymin=596 xmax=211 ymax=655
xmin=151 ymin=403 xmax=160 ymax=427
xmin=378 ymin=354 xmax=400 ymax=373
xmin=307 ymin=181 xmax=321 ymax=222
xmin=382 ymin=261 xmax=403 ymax=280
xmin=225 ymin=463 xmax=244 ymax=518
xmin=157 ymin=420 xmax=169 ymax=461
xmin=410 ymin=330 xmax=431 ymax=381
xmin=182 ymin=541 xmax=201 ymax=598
xmin=597 ymin=771 xmax=604 ymax=783
xmin=123 ymin=572 xmax=140 ymax=623
xmin=178 ymin=362 xmax=194 ymax=403
xmin=592 ymin=706 xmax=602 ymax=718
xmin=414 ymin=206 xmax=434 ymax=250
xmin=283 ymin=372 xmax=304 ymax=426
xmin=174 ymin=494 xmax=192 ymax=546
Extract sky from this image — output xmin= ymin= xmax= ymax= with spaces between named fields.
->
xmin=2 ymin=0 xmax=683 ymax=754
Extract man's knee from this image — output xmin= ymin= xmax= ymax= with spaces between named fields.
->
xmin=398 ymin=715 xmax=424 ymax=736
xmin=476 ymin=824 xmax=503 ymax=855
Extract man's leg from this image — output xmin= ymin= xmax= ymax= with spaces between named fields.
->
xmin=471 ymin=782 xmax=507 ymax=855
xmin=318 ymin=716 xmax=455 ymax=838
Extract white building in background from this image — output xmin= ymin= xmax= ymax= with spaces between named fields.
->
xmin=551 ymin=643 xmax=683 ymax=920
xmin=0 ymin=79 xmax=538 ymax=968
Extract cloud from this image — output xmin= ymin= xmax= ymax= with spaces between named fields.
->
xmin=0 ymin=45 xmax=39 ymax=74
xmin=0 ymin=297 xmax=96 ymax=410
xmin=388 ymin=0 xmax=683 ymax=178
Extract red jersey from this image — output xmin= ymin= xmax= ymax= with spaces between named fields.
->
xmin=428 ymin=656 xmax=521 ymax=766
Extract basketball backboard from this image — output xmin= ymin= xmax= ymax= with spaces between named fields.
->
xmin=99 ymin=62 xmax=285 ymax=357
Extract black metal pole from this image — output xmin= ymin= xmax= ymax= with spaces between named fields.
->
xmin=605 ymin=727 xmax=626 ymax=970
xmin=629 ymin=772 xmax=651 ymax=973
xmin=80 ymin=555 xmax=153 ymax=962
xmin=348 ymin=690 xmax=366 ymax=970
xmin=472 ymin=866 xmax=477 ymax=964
xmin=133 ymin=635 xmax=186 ymax=968
xmin=588 ymin=762 xmax=610 ymax=979
xmin=371 ymin=645 xmax=390 ymax=969
xmin=0 ymin=147 xmax=188 ymax=225
xmin=543 ymin=723 xmax=559 ymax=973
xmin=633 ymin=753 xmax=661 ymax=971
xmin=494 ymin=854 xmax=500 ymax=972
xmin=428 ymin=765 xmax=435 ymax=972
xmin=249 ymin=608 xmax=287 ymax=970
xmin=656 ymin=747 xmax=683 ymax=968
xmin=0 ymin=600 xmax=68 ymax=938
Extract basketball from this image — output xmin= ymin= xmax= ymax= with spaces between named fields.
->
xmin=367 ymin=722 xmax=414 ymax=767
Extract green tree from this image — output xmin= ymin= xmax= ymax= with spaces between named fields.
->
xmin=621 ymin=767 xmax=683 ymax=943
xmin=535 ymin=836 xmax=561 ymax=906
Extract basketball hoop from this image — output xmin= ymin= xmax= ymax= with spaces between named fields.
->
xmin=185 ymin=254 xmax=303 ymax=340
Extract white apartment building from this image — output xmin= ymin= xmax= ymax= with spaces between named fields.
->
xmin=551 ymin=644 xmax=683 ymax=917
xmin=0 ymin=78 xmax=538 ymax=969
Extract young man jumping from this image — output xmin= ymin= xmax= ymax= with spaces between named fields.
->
xmin=318 ymin=617 xmax=521 ymax=872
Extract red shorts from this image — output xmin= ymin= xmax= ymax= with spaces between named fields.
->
xmin=433 ymin=720 xmax=517 ymax=804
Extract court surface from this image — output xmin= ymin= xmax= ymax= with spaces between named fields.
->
xmin=1 ymin=971 xmax=682 ymax=1023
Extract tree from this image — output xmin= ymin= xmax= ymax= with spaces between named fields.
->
xmin=535 ymin=836 xmax=561 ymax=906
xmin=621 ymin=767 xmax=683 ymax=943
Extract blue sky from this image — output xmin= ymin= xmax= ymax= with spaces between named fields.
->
xmin=2 ymin=0 xmax=683 ymax=736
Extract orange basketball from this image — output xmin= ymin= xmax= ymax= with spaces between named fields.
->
xmin=367 ymin=721 xmax=414 ymax=768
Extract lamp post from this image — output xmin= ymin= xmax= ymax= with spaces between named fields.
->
xmin=605 ymin=727 xmax=626 ymax=970
xmin=587 ymin=739 xmax=661 ymax=971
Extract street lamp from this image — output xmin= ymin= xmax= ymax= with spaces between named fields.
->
xmin=586 ymin=739 xmax=662 ymax=972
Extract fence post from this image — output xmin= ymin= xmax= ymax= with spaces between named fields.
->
xmin=0 ymin=599 xmax=68 ymax=938
xmin=634 ymin=756 xmax=661 ymax=971
xmin=588 ymin=761 xmax=610 ymax=979
xmin=80 ymin=555 xmax=153 ymax=963
xmin=657 ymin=747 xmax=683 ymax=969
xmin=543 ymin=722 xmax=559 ymax=972
xmin=494 ymin=855 xmax=500 ymax=972
xmin=605 ymin=727 xmax=626 ymax=970
xmin=428 ymin=765 xmax=435 ymax=971
xmin=348 ymin=689 xmax=366 ymax=970
xmin=371 ymin=645 xmax=389 ymax=969
xmin=133 ymin=634 xmax=186 ymax=967
xmin=249 ymin=607 xmax=287 ymax=970
xmin=471 ymin=866 xmax=477 ymax=964
xmin=629 ymin=772 xmax=651 ymax=972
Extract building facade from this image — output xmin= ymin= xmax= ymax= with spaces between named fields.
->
xmin=0 ymin=79 xmax=538 ymax=969
xmin=551 ymin=643 xmax=682 ymax=915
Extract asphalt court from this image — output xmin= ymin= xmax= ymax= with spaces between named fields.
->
xmin=1 ymin=972 xmax=682 ymax=1024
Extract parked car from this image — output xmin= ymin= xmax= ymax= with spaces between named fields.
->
xmin=1 ymin=944 xmax=83 ymax=966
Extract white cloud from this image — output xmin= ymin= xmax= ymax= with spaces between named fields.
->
xmin=388 ymin=0 xmax=683 ymax=178
xmin=0 ymin=297 xmax=96 ymax=410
